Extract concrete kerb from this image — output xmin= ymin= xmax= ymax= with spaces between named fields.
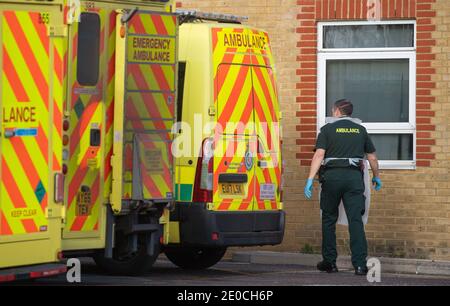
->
xmin=231 ymin=251 xmax=450 ymax=277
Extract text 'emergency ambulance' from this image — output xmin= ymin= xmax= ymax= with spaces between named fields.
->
xmin=131 ymin=37 xmax=173 ymax=63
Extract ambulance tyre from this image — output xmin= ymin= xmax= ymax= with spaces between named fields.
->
xmin=164 ymin=247 xmax=227 ymax=270
xmin=93 ymin=234 xmax=159 ymax=276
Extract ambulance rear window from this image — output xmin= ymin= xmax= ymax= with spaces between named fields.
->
xmin=77 ymin=13 xmax=100 ymax=86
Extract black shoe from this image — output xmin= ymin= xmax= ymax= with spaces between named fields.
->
xmin=317 ymin=261 xmax=338 ymax=273
xmin=355 ymin=266 xmax=368 ymax=275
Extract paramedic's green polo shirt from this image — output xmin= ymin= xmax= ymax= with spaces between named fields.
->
xmin=315 ymin=118 xmax=376 ymax=167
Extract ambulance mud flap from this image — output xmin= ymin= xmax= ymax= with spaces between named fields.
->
xmin=94 ymin=211 xmax=162 ymax=275
xmin=114 ymin=212 xmax=161 ymax=257
xmin=104 ymin=207 xmax=115 ymax=259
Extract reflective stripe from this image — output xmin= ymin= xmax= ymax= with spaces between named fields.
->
xmin=323 ymin=157 xmax=363 ymax=167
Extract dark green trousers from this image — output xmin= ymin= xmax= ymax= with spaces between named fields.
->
xmin=320 ymin=168 xmax=368 ymax=268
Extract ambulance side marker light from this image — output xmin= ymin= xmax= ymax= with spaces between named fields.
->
xmin=63 ymin=120 xmax=70 ymax=131
xmin=55 ymin=173 xmax=65 ymax=203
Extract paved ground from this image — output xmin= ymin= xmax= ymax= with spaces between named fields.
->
xmin=10 ymin=258 xmax=450 ymax=286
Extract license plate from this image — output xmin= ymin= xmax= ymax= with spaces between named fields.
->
xmin=220 ymin=183 xmax=244 ymax=196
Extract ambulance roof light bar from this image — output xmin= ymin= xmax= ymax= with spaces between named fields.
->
xmin=177 ymin=9 xmax=248 ymax=25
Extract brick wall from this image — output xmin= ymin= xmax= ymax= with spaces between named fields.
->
xmin=177 ymin=0 xmax=450 ymax=260
xmin=296 ymin=0 xmax=436 ymax=167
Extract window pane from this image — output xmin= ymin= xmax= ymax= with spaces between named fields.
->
xmin=370 ymin=134 xmax=413 ymax=160
xmin=323 ymin=24 xmax=414 ymax=48
xmin=326 ymin=59 xmax=409 ymax=123
xmin=77 ymin=13 xmax=100 ymax=86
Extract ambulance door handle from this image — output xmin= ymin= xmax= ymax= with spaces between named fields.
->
xmin=4 ymin=130 xmax=15 ymax=138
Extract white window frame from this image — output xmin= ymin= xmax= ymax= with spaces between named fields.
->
xmin=317 ymin=20 xmax=417 ymax=170
xmin=318 ymin=20 xmax=417 ymax=52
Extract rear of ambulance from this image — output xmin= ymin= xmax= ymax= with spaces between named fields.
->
xmin=175 ymin=20 xmax=284 ymax=248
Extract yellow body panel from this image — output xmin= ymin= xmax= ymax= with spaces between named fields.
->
xmin=111 ymin=11 xmax=126 ymax=214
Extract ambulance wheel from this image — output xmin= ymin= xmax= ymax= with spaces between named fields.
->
xmin=93 ymin=234 xmax=160 ymax=276
xmin=164 ymin=247 xmax=227 ymax=270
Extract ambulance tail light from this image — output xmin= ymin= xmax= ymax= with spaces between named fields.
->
xmin=193 ymin=138 xmax=214 ymax=203
xmin=54 ymin=173 xmax=65 ymax=203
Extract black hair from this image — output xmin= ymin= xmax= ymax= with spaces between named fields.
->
xmin=334 ymin=99 xmax=353 ymax=116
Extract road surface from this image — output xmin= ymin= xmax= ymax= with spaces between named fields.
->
xmin=14 ymin=258 xmax=450 ymax=286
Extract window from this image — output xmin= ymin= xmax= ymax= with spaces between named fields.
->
xmin=77 ymin=13 xmax=100 ymax=86
xmin=326 ymin=59 xmax=410 ymax=123
xmin=318 ymin=21 xmax=416 ymax=169
xmin=177 ymin=62 xmax=186 ymax=123
xmin=323 ymin=24 xmax=414 ymax=49
xmin=369 ymin=134 xmax=413 ymax=161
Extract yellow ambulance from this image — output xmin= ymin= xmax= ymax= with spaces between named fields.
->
xmin=164 ymin=10 xmax=285 ymax=269
xmin=0 ymin=0 xmax=177 ymax=279
xmin=0 ymin=2 xmax=284 ymax=279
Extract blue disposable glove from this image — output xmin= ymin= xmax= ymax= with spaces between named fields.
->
xmin=304 ymin=178 xmax=314 ymax=199
xmin=372 ymin=176 xmax=382 ymax=191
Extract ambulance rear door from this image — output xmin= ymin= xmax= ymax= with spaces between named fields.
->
xmin=213 ymin=27 xmax=258 ymax=212
xmin=118 ymin=10 xmax=178 ymax=204
xmin=250 ymin=30 xmax=282 ymax=212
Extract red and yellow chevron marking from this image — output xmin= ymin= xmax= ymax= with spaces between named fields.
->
xmin=103 ymin=11 xmax=117 ymax=200
xmin=128 ymin=13 xmax=177 ymax=36
xmin=0 ymin=11 xmax=53 ymax=235
xmin=122 ymin=12 xmax=176 ymax=200
xmin=212 ymin=27 xmax=281 ymax=212
xmin=252 ymin=64 xmax=281 ymax=211
xmin=65 ymin=9 xmax=107 ymax=233
xmin=213 ymin=135 xmax=257 ymax=211
xmin=216 ymin=61 xmax=254 ymax=135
